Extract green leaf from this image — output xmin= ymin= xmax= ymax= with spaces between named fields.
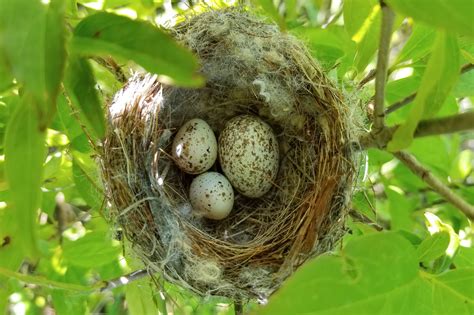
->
xmin=0 ymin=54 xmax=13 ymax=93
xmin=352 ymin=4 xmax=382 ymax=73
xmin=0 ymin=266 xmax=93 ymax=291
xmin=72 ymin=151 xmax=103 ymax=210
xmin=388 ymin=32 xmax=460 ymax=151
xmin=454 ymin=246 xmax=474 ymax=268
xmin=394 ymin=23 xmax=436 ymax=65
xmin=62 ymin=231 xmax=121 ymax=268
xmin=261 ymin=232 xmax=418 ymax=314
xmin=385 ymin=0 xmax=474 ymax=37
xmin=64 ymin=56 xmax=106 ymax=139
xmin=125 ymin=279 xmax=161 ymax=315
xmin=416 ymin=231 xmax=450 ymax=264
xmin=71 ymin=12 xmax=202 ymax=87
xmin=293 ymin=26 xmax=356 ymax=71
xmin=0 ymin=0 xmax=67 ymax=125
xmin=386 ymin=187 xmax=416 ymax=231
xmin=261 ymin=232 xmax=474 ymax=315
xmin=343 ymin=0 xmax=378 ymax=37
xmin=4 ymin=96 xmax=46 ymax=258
xmin=453 ymin=70 xmax=474 ymax=97
xmin=252 ymin=0 xmax=286 ymax=31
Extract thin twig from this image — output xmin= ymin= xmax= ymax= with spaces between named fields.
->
xmin=100 ymin=269 xmax=149 ymax=292
xmin=385 ymin=63 xmax=474 ymax=115
xmin=359 ymin=111 xmax=474 ymax=149
xmin=394 ymin=151 xmax=474 ymax=220
xmin=373 ymin=1 xmax=395 ymax=132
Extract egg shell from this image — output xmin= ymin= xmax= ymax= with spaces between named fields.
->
xmin=189 ymin=172 xmax=234 ymax=220
xmin=218 ymin=115 xmax=279 ymax=198
xmin=172 ymin=118 xmax=217 ymax=174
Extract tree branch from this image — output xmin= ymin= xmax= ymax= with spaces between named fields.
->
xmin=394 ymin=151 xmax=474 ymax=220
xmin=373 ymin=2 xmax=395 ymax=132
xmin=385 ymin=63 xmax=474 ymax=115
xmin=360 ymin=111 xmax=474 ymax=149
xmin=100 ymin=269 xmax=149 ymax=292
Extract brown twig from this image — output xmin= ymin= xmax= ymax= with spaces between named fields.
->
xmin=359 ymin=111 xmax=474 ymax=149
xmin=385 ymin=63 xmax=474 ymax=115
xmin=394 ymin=151 xmax=474 ymax=220
xmin=373 ymin=1 xmax=395 ymax=133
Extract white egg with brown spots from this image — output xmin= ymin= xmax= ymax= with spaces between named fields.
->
xmin=172 ymin=118 xmax=217 ymax=174
xmin=218 ymin=115 xmax=279 ymax=198
xmin=189 ymin=172 xmax=234 ymax=220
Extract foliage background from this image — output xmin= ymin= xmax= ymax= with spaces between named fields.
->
xmin=0 ymin=0 xmax=473 ymax=314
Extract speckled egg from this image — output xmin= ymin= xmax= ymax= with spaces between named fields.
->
xmin=189 ymin=172 xmax=234 ymax=220
xmin=172 ymin=118 xmax=217 ymax=174
xmin=218 ymin=115 xmax=279 ymax=198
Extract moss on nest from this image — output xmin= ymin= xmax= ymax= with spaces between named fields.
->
xmin=99 ymin=8 xmax=363 ymax=300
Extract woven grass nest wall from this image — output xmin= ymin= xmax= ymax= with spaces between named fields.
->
xmin=99 ymin=8 xmax=363 ymax=300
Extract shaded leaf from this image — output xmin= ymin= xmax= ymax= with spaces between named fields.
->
xmin=416 ymin=231 xmax=450 ymax=264
xmin=453 ymin=70 xmax=474 ymax=97
xmin=385 ymin=0 xmax=474 ymax=37
xmin=64 ymin=56 xmax=106 ymax=139
xmin=4 ymin=95 xmax=46 ymax=258
xmin=71 ymin=12 xmax=202 ymax=87
xmin=388 ymin=32 xmax=460 ymax=151
xmin=72 ymin=151 xmax=103 ymax=210
xmin=394 ymin=23 xmax=436 ymax=65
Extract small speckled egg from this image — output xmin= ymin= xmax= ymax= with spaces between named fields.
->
xmin=189 ymin=172 xmax=234 ymax=220
xmin=172 ymin=118 xmax=217 ymax=174
xmin=218 ymin=115 xmax=279 ymax=198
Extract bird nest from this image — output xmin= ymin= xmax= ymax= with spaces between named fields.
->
xmin=99 ymin=8 xmax=363 ymax=300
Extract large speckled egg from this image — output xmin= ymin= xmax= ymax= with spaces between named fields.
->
xmin=172 ymin=118 xmax=217 ymax=174
xmin=218 ymin=115 xmax=279 ymax=198
xmin=189 ymin=172 xmax=234 ymax=220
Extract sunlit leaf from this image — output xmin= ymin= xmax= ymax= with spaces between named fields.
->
xmin=4 ymin=95 xmax=46 ymax=258
xmin=454 ymin=246 xmax=474 ymax=268
xmin=126 ymin=279 xmax=161 ymax=315
xmin=261 ymin=232 xmax=474 ymax=315
xmin=71 ymin=12 xmax=202 ymax=87
xmin=343 ymin=0 xmax=378 ymax=38
xmin=62 ymin=231 xmax=120 ymax=268
xmin=0 ymin=0 xmax=67 ymax=125
xmin=385 ymin=0 xmax=474 ymax=37
xmin=388 ymin=32 xmax=460 ymax=151
xmin=64 ymin=56 xmax=106 ymax=139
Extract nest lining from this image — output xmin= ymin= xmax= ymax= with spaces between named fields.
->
xmin=100 ymin=8 xmax=363 ymax=300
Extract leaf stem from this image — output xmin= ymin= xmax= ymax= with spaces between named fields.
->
xmin=394 ymin=151 xmax=474 ymax=220
xmin=372 ymin=1 xmax=395 ymax=132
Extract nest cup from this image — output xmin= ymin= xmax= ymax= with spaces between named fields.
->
xmin=100 ymin=8 xmax=362 ymax=300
